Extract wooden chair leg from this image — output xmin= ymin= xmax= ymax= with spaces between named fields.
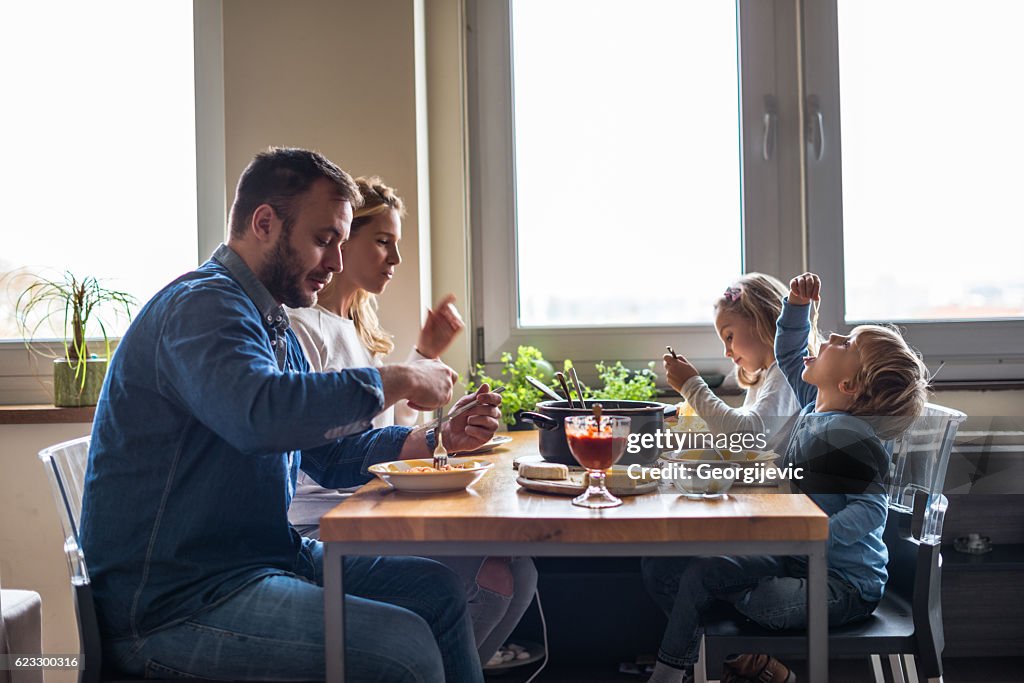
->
xmin=870 ymin=654 xmax=886 ymax=683
xmin=903 ymin=654 xmax=919 ymax=683
xmin=889 ymin=654 xmax=907 ymax=683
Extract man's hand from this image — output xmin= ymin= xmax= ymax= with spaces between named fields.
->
xmin=788 ymin=272 xmax=822 ymax=306
xmin=440 ymin=384 xmax=502 ymax=453
xmin=416 ymin=293 xmax=465 ymax=359
xmin=379 ymin=359 xmax=458 ymax=411
xmin=664 ymin=353 xmax=700 ymax=393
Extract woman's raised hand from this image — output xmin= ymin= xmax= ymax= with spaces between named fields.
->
xmin=788 ymin=272 xmax=822 ymax=306
xmin=416 ymin=293 xmax=465 ymax=359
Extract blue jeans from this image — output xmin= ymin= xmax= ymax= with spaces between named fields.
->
xmin=296 ymin=525 xmax=538 ymax=665
xmin=641 ymin=555 xmax=877 ymax=669
xmin=106 ymin=539 xmax=483 ymax=682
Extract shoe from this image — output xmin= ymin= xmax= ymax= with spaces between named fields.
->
xmin=722 ymin=654 xmax=796 ymax=683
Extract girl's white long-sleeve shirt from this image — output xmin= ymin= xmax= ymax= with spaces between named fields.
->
xmin=678 ymin=361 xmax=801 ymax=454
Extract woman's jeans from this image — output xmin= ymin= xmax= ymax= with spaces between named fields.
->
xmin=106 ymin=539 xmax=483 ymax=682
xmin=641 ymin=555 xmax=878 ymax=669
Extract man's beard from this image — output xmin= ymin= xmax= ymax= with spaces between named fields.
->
xmin=260 ymin=228 xmax=317 ymax=308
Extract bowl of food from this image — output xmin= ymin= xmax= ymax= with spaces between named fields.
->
xmin=661 ymin=448 xmax=780 ymax=469
xmin=368 ymin=457 xmax=493 ymax=493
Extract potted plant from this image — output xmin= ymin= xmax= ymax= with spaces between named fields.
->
xmin=468 ymin=345 xmax=554 ymax=429
xmin=15 ymin=270 xmax=136 ymax=407
xmin=587 ymin=360 xmax=658 ymax=401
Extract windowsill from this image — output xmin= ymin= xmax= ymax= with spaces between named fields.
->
xmin=0 ymin=404 xmax=96 ymax=425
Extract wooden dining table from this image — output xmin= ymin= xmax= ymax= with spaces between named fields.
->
xmin=321 ymin=431 xmax=830 ymax=683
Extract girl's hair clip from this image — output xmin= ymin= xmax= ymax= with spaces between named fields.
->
xmin=724 ymin=286 xmax=742 ymax=302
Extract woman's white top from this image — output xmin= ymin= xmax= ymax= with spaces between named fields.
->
xmin=679 ymin=361 xmax=801 ymax=455
xmin=286 ymin=304 xmax=423 ymax=527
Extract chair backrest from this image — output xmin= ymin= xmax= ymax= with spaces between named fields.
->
xmin=38 ymin=436 xmax=102 ymax=683
xmin=886 ymin=403 xmax=966 ymax=511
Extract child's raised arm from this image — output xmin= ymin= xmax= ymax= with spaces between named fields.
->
xmin=775 ymin=272 xmax=820 ymax=407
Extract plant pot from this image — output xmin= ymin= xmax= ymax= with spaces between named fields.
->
xmin=53 ymin=357 xmax=107 ymax=407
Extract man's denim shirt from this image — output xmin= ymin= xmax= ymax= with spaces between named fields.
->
xmin=80 ymin=244 xmax=412 ymax=638
xmin=775 ymin=299 xmax=890 ymax=603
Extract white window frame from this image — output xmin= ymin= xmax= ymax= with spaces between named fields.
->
xmin=801 ymin=0 xmax=1024 ymax=382
xmin=467 ymin=0 xmax=802 ymax=382
xmin=0 ymin=0 xmax=226 ymax=404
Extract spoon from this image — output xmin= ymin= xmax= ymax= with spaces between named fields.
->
xmin=666 ymin=345 xmax=679 ymax=360
xmin=556 ymin=371 xmax=576 ymax=409
xmin=569 ymin=367 xmax=587 ymax=410
xmin=526 ymin=375 xmax=565 ymax=403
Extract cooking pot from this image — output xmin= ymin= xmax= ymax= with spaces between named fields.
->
xmin=519 ymin=400 xmax=677 ymax=466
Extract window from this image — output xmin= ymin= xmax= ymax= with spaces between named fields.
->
xmin=473 ymin=0 xmax=1021 ymax=381
xmin=511 ymin=0 xmax=742 ymax=328
xmin=469 ymin=0 xmax=798 ymax=375
xmin=804 ymin=0 xmax=1024 ymax=380
xmin=0 ymin=0 xmax=224 ymax=403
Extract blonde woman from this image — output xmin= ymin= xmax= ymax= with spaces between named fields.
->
xmin=287 ymin=177 xmax=537 ymax=668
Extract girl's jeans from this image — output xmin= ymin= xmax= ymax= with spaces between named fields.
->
xmin=641 ymin=555 xmax=878 ymax=669
xmin=106 ymin=539 xmax=483 ymax=683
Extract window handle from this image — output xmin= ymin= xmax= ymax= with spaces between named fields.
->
xmin=762 ymin=95 xmax=777 ymax=161
xmin=807 ymin=95 xmax=825 ymax=161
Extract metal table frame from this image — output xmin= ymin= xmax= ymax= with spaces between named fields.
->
xmin=324 ymin=538 xmax=828 ymax=682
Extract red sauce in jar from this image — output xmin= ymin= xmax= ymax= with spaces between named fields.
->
xmin=567 ymin=429 xmax=626 ymax=470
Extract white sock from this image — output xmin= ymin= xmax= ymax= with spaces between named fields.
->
xmin=648 ymin=661 xmax=689 ymax=683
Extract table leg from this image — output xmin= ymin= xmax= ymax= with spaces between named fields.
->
xmin=324 ymin=543 xmax=345 ymax=683
xmin=807 ymin=541 xmax=828 ymax=682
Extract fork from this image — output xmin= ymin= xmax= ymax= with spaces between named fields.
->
xmin=432 ymin=415 xmax=449 ymax=470
xmin=429 ymin=385 xmax=507 ymax=469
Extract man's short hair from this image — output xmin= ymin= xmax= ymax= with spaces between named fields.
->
xmin=228 ymin=147 xmax=362 ymax=238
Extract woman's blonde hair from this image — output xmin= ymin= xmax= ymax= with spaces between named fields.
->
xmin=715 ymin=273 xmax=820 ymax=388
xmin=345 ymin=176 xmax=406 ymax=358
xmin=847 ymin=325 xmax=929 ymax=439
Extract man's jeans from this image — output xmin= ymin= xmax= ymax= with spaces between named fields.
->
xmin=107 ymin=540 xmax=483 ymax=682
xmin=641 ymin=555 xmax=877 ymax=669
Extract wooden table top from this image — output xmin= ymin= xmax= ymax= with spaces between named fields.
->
xmin=319 ymin=431 xmax=829 ymax=545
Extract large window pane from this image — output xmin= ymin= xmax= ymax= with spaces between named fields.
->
xmin=0 ymin=1 xmax=198 ymax=340
xmin=511 ymin=0 xmax=742 ymax=327
xmin=838 ymin=0 xmax=1024 ymax=322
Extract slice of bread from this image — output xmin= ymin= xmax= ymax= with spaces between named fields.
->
xmin=520 ymin=461 xmax=569 ymax=480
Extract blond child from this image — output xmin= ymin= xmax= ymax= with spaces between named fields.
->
xmin=643 ymin=272 xmax=929 ymax=683
xmin=663 ymin=273 xmax=803 ymax=454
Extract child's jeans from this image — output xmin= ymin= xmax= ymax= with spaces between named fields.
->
xmin=641 ymin=555 xmax=878 ymax=669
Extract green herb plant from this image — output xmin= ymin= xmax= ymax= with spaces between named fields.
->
xmin=468 ymin=345 xmax=549 ymax=426
xmin=559 ymin=359 xmax=658 ymax=402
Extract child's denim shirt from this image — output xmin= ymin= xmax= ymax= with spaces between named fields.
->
xmin=775 ymin=300 xmax=890 ymax=603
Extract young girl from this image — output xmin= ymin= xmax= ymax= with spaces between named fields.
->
xmin=662 ymin=273 xmax=803 ymax=454
xmin=643 ymin=272 xmax=929 ymax=683
xmin=286 ymin=177 xmax=537 ymax=669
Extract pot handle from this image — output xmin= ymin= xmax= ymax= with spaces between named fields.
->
xmin=518 ymin=411 xmax=560 ymax=431
xmin=661 ymin=403 xmax=679 ymax=418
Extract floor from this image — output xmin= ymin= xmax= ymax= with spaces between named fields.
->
xmin=486 ymin=657 xmax=1024 ymax=682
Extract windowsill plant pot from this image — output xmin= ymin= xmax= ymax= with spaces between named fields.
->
xmin=13 ymin=270 xmax=135 ymax=408
xmin=53 ymin=357 xmax=108 ymax=407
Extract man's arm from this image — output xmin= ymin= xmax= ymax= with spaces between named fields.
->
xmin=158 ymin=284 xmax=387 ymax=454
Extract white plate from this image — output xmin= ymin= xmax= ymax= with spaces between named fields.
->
xmin=516 ymin=471 xmax=659 ymax=497
xmin=451 ymin=434 xmax=513 ymax=456
xmin=368 ymin=457 xmax=493 ymax=493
